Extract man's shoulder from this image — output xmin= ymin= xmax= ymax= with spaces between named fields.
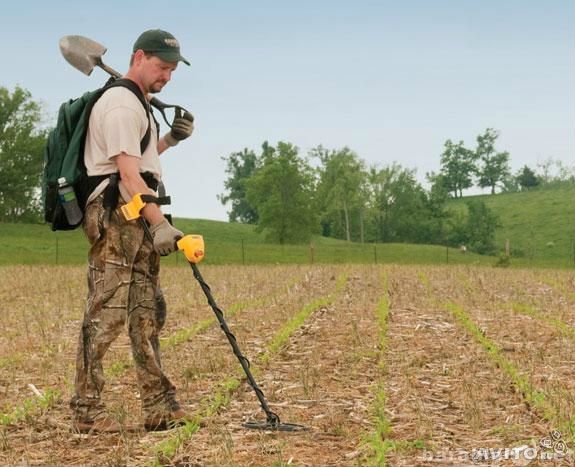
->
xmin=95 ymin=86 xmax=147 ymax=114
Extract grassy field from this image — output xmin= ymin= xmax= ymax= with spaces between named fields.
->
xmin=0 ymin=222 xmax=571 ymax=269
xmin=0 ymin=220 xmax=499 ymax=267
xmin=1 ymin=185 xmax=573 ymax=268
xmin=1 ymin=264 xmax=575 ymax=465
xmin=447 ymin=184 xmax=575 ymax=262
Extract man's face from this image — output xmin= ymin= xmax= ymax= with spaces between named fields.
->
xmin=140 ymin=54 xmax=178 ymax=94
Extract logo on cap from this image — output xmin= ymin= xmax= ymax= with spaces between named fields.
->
xmin=164 ymin=38 xmax=179 ymax=48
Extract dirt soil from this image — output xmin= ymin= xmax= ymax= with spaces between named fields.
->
xmin=1 ymin=264 xmax=574 ymax=466
xmin=177 ymin=266 xmax=383 ymax=466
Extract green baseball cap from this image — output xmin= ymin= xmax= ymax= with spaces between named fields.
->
xmin=133 ymin=29 xmax=190 ymax=66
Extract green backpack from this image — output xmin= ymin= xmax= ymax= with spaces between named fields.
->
xmin=43 ymin=78 xmax=152 ymax=231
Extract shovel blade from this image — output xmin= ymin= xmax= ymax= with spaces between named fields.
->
xmin=59 ymin=35 xmax=107 ymax=76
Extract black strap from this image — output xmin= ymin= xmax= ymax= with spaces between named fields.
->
xmin=87 ymin=170 xmax=159 ymax=198
xmin=141 ymin=194 xmax=171 ymax=206
xmin=140 ymin=171 xmax=159 ymax=191
xmin=103 ymin=173 xmax=120 ymax=210
xmin=90 ymin=171 xmax=169 ymax=213
xmin=149 ymin=106 xmax=161 ymax=144
xmin=104 ymin=78 xmax=152 ymax=155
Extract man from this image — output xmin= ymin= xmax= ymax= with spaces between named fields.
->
xmin=70 ymin=29 xmax=194 ymax=433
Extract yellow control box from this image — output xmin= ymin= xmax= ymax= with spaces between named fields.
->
xmin=177 ymin=235 xmax=205 ymax=263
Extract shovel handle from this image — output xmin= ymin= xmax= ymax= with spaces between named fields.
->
xmin=149 ymin=98 xmax=194 ymax=127
xmin=150 ymin=96 xmax=170 ymax=111
xmin=175 ymin=107 xmax=194 ymax=123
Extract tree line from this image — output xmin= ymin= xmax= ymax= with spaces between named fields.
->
xmin=219 ymin=139 xmax=497 ymax=253
xmin=429 ymin=128 xmax=573 ymax=197
xmin=219 ymin=130 xmax=574 ymax=253
xmin=0 ymin=85 xmax=573 ymax=255
xmin=0 ymin=86 xmax=47 ymax=222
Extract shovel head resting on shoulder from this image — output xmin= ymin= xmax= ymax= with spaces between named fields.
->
xmin=59 ymin=35 xmax=108 ymax=76
xmin=59 ymin=34 xmax=193 ymax=128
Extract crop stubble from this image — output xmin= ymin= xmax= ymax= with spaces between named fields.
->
xmin=0 ymin=265 xmax=337 ymax=465
xmin=0 ymin=265 xmax=573 ymax=466
xmin=177 ymin=266 xmax=383 ymax=466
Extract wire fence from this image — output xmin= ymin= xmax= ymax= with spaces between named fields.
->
xmin=3 ymin=235 xmax=574 ymax=268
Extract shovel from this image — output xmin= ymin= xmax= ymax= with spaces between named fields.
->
xmin=59 ymin=35 xmax=193 ymax=127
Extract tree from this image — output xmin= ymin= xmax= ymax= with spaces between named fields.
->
xmin=475 ymin=128 xmax=510 ymax=194
xmin=499 ymin=173 xmax=520 ymax=193
xmin=218 ymin=148 xmax=259 ymax=223
xmin=439 ymin=139 xmax=477 ymax=198
xmin=368 ymin=163 xmax=402 ymax=242
xmin=245 ymin=142 xmax=318 ymax=244
xmin=536 ymin=157 xmax=575 ymax=187
xmin=516 ymin=165 xmax=539 ymax=191
xmin=369 ymin=163 xmax=442 ymax=244
xmin=426 ymin=171 xmax=451 ymax=203
xmin=425 ymin=171 xmax=452 ymax=241
xmin=0 ymin=86 xmax=47 ymax=222
xmin=449 ymin=199 xmax=499 ymax=255
xmin=313 ymin=146 xmax=367 ymax=242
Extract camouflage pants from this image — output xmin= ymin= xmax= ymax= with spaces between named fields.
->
xmin=70 ymin=195 xmax=178 ymax=422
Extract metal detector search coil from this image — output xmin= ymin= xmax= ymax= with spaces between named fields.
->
xmin=243 ymin=420 xmax=308 ymax=432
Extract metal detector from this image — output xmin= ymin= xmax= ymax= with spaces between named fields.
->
xmin=188 ymin=259 xmax=306 ymax=431
xmin=153 ymin=225 xmax=307 ymax=432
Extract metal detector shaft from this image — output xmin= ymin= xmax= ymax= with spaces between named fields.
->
xmin=188 ymin=262 xmax=281 ymax=427
xmin=139 ymin=220 xmax=279 ymax=425
xmin=188 ymin=261 xmax=306 ymax=431
xmin=140 ymin=220 xmax=305 ymax=431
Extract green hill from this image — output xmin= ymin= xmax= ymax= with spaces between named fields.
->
xmin=1 ymin=185 xmax=573 ymax=268
xmin=0 ymin=218 xmax=493 ymax=267
xmin=447 ymin=184 xmax=575 ymax=267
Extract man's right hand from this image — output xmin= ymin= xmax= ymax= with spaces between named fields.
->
xmin=150 ymin=219 xmax=184 ymax=256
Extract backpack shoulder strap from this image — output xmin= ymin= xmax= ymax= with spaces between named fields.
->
xmin=104 ymin=78 xmax=152 ymax=154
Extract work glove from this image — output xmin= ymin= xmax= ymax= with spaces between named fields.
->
xmin=164 ymin=110 xmax=194 ymax=147
xmin=150 ymin=219 xmax=184 ymax=256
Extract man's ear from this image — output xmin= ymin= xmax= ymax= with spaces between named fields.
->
xmin=132 ymin=49 xmax=146 ymax=66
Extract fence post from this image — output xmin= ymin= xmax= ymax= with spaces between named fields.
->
xmin=529 ymin=226 xmax=535 ymax=263
xmin=309 ymin=242 xmax=314 ymax=264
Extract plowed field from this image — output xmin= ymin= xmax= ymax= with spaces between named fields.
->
xmin=1 ymin=265 xmax=574 ymax=466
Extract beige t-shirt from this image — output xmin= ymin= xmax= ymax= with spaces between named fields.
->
xmin=84 ymin=86 xmax=161 ymax=203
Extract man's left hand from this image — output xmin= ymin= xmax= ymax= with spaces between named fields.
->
xmin=164 ymin=113 xmax=194 ymax=146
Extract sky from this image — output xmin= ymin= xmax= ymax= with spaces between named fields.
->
xmin=2 ymin=1 xmax=573 ymax=221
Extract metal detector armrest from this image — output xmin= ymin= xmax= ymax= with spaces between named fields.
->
xmin=121 ymin=193 xmax=146 ymax=220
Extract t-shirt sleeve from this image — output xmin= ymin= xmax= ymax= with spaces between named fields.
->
xmin=100 ymin=106 xmax=144 ymax=160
